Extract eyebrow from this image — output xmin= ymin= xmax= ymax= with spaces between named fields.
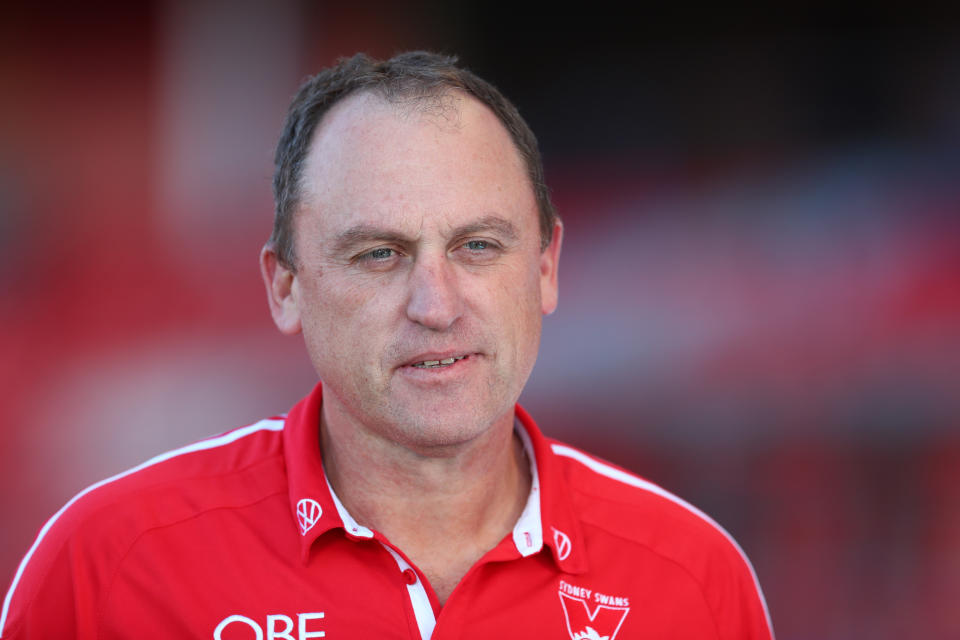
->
xmin=330 ymin=225 xmax=410 ymax=256
xmin=330 ymin=215 xmax=520 ymax=255
xmin=453 ymin=215 xmax=519 ymax=243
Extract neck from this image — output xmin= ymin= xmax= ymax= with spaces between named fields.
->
xmin=319 ymin=403 xmax=531 ymax=604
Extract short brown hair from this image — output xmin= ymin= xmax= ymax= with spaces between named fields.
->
xmin=270 ymin=51 xmax=557 ymax=269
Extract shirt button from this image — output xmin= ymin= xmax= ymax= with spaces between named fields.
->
xmin=403 ymin=568 xmax=418 ymax=585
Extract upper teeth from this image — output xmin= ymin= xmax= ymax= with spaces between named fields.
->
xmin=414 ymin=356 xmax=466 ymax=368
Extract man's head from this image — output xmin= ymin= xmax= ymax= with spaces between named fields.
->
xmin=269 ymin=51 xmax=557 ymax=270
xmin=260 ymin=52 xmax=562 ymax=451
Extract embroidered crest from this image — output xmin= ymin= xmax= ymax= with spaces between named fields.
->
xmin=558 ymin=580 xmax=630 ymax=640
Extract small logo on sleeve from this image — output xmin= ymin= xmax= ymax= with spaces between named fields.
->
xmin=296 ymin=499 xmax=323 ymax=535
xmin=558 ymin=580 xmax=630 ymax=640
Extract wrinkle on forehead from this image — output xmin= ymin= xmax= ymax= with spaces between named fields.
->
xmin=294 ymin=89 xmax=534 ymax=252
xmin=297 ymin=91 xmax=467 ymax=213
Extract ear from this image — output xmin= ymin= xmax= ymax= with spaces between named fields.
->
xmin=539 ymin=221 xmax=563 ymax=315
xmin=260 ymin=245 xmax=302 ymax=335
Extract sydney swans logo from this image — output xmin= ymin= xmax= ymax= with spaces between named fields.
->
xmin=296 ymin=498 xmax=323 ymax=535
xmin=558 ymin=580 xmax=630 ymax=640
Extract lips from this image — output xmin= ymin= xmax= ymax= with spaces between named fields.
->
xmin=411 ymin=355 xmax=468 ymax=369
xmin=401 ymin=352 xmax=476 ymax=369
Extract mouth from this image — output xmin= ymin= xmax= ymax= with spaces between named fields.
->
xmin=409 ymin=355 xmax=469 ymax=369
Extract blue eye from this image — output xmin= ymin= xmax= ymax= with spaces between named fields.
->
xmin=365 ymin=247 xmax=395 ymax=260
xmin=464 ymin=240 xmax=488 ymax=251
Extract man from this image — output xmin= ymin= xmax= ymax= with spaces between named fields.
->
xmin=1 ymin=52 xmax=773 ymax=639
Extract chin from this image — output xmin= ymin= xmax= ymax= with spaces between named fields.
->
xmin=381 ymin=402 xmax=512 ymax=452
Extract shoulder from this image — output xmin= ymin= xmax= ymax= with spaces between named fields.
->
xmin=547 ymin=439 xmax=774 ymax=638
xmin=39 ymin=417 xmax=287 ymax=546
xmin=549 ymin=440 xmax=734 ymax=549
xmin=1 ymin=417 xmax=286 ymax=638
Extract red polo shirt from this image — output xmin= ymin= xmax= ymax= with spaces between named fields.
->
xmin=1 ymin=383 xmax=773 ymax=639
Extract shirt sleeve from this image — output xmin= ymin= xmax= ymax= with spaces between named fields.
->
xmin=701 ymin=537 xmax=774 ymax=640
xmin=2 ymin=498 xmax=111 ymax=640
xmin=2 ymin=537 xmax=84 ymax=639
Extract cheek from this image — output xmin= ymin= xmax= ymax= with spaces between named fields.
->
xmin=302 ymin=278 xmax=380 ymax=354
xmin=507 ymin=260 xmax=544 ymax=310
xmin=476 ymin=263 xmax=543 ymax=337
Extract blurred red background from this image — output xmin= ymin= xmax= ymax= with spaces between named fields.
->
xmin=2 ymin=4 xmax=959 ymax=638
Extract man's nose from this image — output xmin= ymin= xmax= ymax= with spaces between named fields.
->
xmin=405 ymin=254 xmax=463 ymax=331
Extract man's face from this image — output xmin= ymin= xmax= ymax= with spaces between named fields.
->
xmin=262 ymin=91 xmax=561 ymax=450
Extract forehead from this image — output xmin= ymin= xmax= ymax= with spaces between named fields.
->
xmin=296 ymin=90 xmax=536 ymax=238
